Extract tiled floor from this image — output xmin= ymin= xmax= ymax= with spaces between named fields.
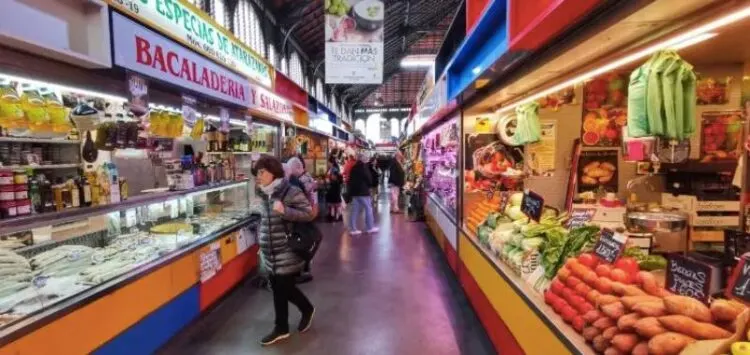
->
xmin=159 ymin=193 xmax=495 ymax=355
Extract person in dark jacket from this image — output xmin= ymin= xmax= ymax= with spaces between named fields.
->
xmin=252 ymin=155 xmax=315 ymax=346
xmin=368 ymin=156 xmax=380 ymax=204
xmin=347 ymin=152 xmax=377 ymax=235
xmin=325 ymin=157 xmax=343 ymax=221
xmin=389 ymin=152 xmax=406 ymax=213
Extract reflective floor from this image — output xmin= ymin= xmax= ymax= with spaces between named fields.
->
xmin=159 ymin=192 xmax=495 ymax=355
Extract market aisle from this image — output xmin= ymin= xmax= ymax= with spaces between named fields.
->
xmin=159 ymin=194 xmax=495 ymax=355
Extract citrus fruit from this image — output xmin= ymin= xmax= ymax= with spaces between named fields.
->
xmin=582 ymin=131 xmax=600 ymax=145
xmin=583 ymin=118 xmax=598 ymax=132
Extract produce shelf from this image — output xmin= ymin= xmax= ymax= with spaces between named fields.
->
xmin=0 ymin=137 xmax=81 ymax=144
xmin=1 ymin=163 xmax=82 ymax=170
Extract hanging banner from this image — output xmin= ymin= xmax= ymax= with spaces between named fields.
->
xmin=105 ymin=0 xmax=273 ymax=87
xmin=219 ymin=107 xmax=230 ymax=133
xmin=127 ymin=71 xmax=149 ymax=117
xmin=324 ymin=0 xmax=384 ymax=84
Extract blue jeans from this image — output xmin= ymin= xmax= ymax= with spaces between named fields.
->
xmin=349 ymin=196 xmax=375 ymax=231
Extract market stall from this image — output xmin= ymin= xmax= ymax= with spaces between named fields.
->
xmin=0 ymin=2 xmax=272 ymax=352
xmin=406 ymin=0 xmax=750 ymax=354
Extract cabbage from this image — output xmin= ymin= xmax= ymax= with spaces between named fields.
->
xmin=505 ymin=205 xmax=526 ymax=221
xmin=491 ymin=228 xmax=514 ymax=244
xmin=510 ymin=192 xmax=524 ymax=207
xmin=522 ymin=237 xmax=544 ymax=252
xmin=486 ymin=212 xmax=500 ymax=228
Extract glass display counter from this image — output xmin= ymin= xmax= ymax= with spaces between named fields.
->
xmin=0 ymin=180 xmax=253 ymax=341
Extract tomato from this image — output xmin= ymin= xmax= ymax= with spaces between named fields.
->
xmin=614 ymin=257 xmax=640 ymax=276
xmin=572 ymin=316 xmax=586 ymax=332
xmin=578 ymin=252 xmax=599 ymax=269
xmin=569 ymin=295 xmax=588 ymax=313
xmin=544 ymin=290 xmax=555 ymax=305
xmin=552 ymin=298 xmax=567 ymax=313
xmin=595 ymin=264 xmax=613 ymax=278
xmin=550 ymin=280 xmax=565 ymax=296
xmin=609 ymin=268 xmax=630 ymax=284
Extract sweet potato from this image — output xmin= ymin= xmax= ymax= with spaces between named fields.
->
xmin=593 ymin=317 xmax=615 ymax=330
xmin=592 ymin=335 xmax=610 ymax=352
xmin=710 ymin=299 xmax=746 ymax=322
xmin=582 ymin=326 xmax=601 ymax=342
xmin=632 ymin=341 xmax=649 ymax=355
xmin=586 ymin=289 xmax=601 ymax=304
xmin=602 ymin=326 xmax=618 ymax=340
xmin=633 ymin=301 xmax=667 ymax=317
xmin=611 ymin=281 xmax=647 ymax=296
xmin=663 ymin=296 xmax=712 ymax=322
xmin=601 ymin=301 xmax=626 ymax=319
xmin=557 ymin=266 xmax=571 ymax=281
xmin=639 ymin=271 xmax=660 ymax=294
xmin=621 ymin=295 xmax=661 ymax=310
xmin=647 ymin=332 xmax=695 ymax=355
xmin=597 ymin=294 xmax=620 ymax=306
xmin=582 ymin=310 xmax=603 ymax=323
xmin=603 ymin=347 xmax=623 ymax=355
xmin=611 ymin=333 xmax=639 ymax=353
xmin=633 ymin=317 xmax=667 ymax=338
xmin=658 ymin=315 xmax=733 ymax=340
xmin=617 ymin=313 xmax=641 ymax=332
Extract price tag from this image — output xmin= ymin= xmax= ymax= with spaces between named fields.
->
xmin=520 ymin=189 xmax=544 ymax=222
xmin=667 ymin=253 xmax=712 ymax=303
xmin=567 ymin=208 xmax=596 ymax=228
xmin=593 ymin=228 xmax=627 ymax=264
xmin=726 ymin=252 xmax=750 ymax=304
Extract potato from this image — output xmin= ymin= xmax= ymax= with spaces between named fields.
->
xmin=658 ymin=315 xmax=733 ymax=340
xmin=648 ymin=332 xmax=695 ymax=355
xmin=633 ymin=301 xmax=667 ymax=317
xmin=582 ymin=326 xmax=601 ymax=342
xmin=593 ymin=334 xmax=610 ymax=352
xmin=621 ymin=295 xmax=661 ymax=310
xmin=632 ymin=341 xmax=649 ymax=355
xmin=634 ymin=317 xmax=667 ymax=338
xmin=611 ymin=333 xmax=639 ymax=353
xmin=602 ymin=326 xmax=618 ymax=340
xmin=663 ymin=296 xmax=712 ymax=322
xmin=710 ymin=299 xmax=746 ymax=322
xmin=601 ymin=301 xmax=626 ymax=319
xmin=617 ymin=313 xmax=641 ymax=332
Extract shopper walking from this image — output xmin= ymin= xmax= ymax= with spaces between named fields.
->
xmin=389 ymin=152 xmax=406 ymax=213
xmin=325 ymin=157 xmax=343 ymax=222
xmin=347 ymin=151 xmax=377 ymax=235
xmin=368 ymin=155 xmax=380 ymax=205
xmin=342 ymin=148 xmax=357 ymax=183
xmin=252 ymin=155 xmax=315 ymax=346
xmin=283 ymin=156 xmax=320 ymax=284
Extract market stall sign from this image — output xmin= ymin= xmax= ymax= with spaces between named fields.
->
xmin=667 ymin=253 xmax=712 ymax=303
xmin=199 ymin=242 xmax=222 ymax=283
xmin=274 ymin=71 xmax=308 ymax=109
xmin=728 ymin=252 xmax=750 ymax=304
xmin=112 ymin=13 xmax=251 ymax=107
xmin=520 ymin=189 xmax=544 ymax=222
xmin=247 ymin=83 xmax=294 ymax=122
xmin=508 ymin=0 xmax=602 ymax=51
xmin=567 ymin=208 xmax=596 ymax=228
xmin=593 ymin=228 xmax=627 ymax=264
xmin=106 ymin=0 xmax=273 ymax=87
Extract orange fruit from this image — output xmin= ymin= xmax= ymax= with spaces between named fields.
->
xmin=583 ymin=118 xmax=598 ymax=132
xmin=582 ymin=131 xmax=600 ymax=146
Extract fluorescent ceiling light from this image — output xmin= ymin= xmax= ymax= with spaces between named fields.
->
xmin=0 ymin=72 xmax=127 ymax=103
xmin=495 ymin=4 xmax=750 ymax=115
xmin=401 ymin=55 xmax=436 ymax=68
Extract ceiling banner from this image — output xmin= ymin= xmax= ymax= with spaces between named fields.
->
xmin=324 ymin=0 xmax=384 ymax=84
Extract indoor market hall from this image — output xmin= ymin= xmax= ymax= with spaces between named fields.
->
xmin=159 ymin=195 xmax=496 ymax=355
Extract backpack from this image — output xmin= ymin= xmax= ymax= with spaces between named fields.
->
xmin=281 ymin=186 xmax=322 ymax=261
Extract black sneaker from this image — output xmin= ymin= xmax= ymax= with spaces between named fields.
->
xmin=260 ymin=328 xmax=290 ymax=346
xmin=298 ymin=308 xmax=315 ymax=333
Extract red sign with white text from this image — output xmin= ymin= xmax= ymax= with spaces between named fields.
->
xmin=508 ymin=0 xmax=602 ymax=51
xmin=274 ymin=71 xmax=308 ymax=109
xmin=248 ymin=83 xmax=294 ymax=122
xmin=112 ymin=12 xmax=251 ymax=107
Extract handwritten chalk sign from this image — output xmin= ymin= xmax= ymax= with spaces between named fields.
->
xmin=727 ymin=252 xmax=750 ymax=304
xmin=521 ymin=189 xmax=544 ymax=222
xmin=593 ymin=228 xmax=627 ymax=264
xmin=567 ymin=208 xmax=596 ymax=228
xmin=667 ymin=253 xmax=712 ymax=303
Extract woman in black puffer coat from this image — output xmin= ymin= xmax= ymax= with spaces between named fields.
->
xmin=253 ymin=155 xmax=315 ymax=346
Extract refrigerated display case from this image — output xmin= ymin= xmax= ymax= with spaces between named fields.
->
xmin=422 ymin=118 xmax=459 ymax=217
xmin=0 ymin=181 xmax=256 ymax=351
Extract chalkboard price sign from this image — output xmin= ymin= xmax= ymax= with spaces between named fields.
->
xmin=567 ymin=208 xmax=596 ymax=228
xmin=666 ymin=254 xmax=712 ymax=303
xmin=593 ymin=228 xmax=627 ymax=264
xmin=727 ymin=252 xmax=750 ymax=304
xmin=521 ymin=189 xmax=544 ymax=222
